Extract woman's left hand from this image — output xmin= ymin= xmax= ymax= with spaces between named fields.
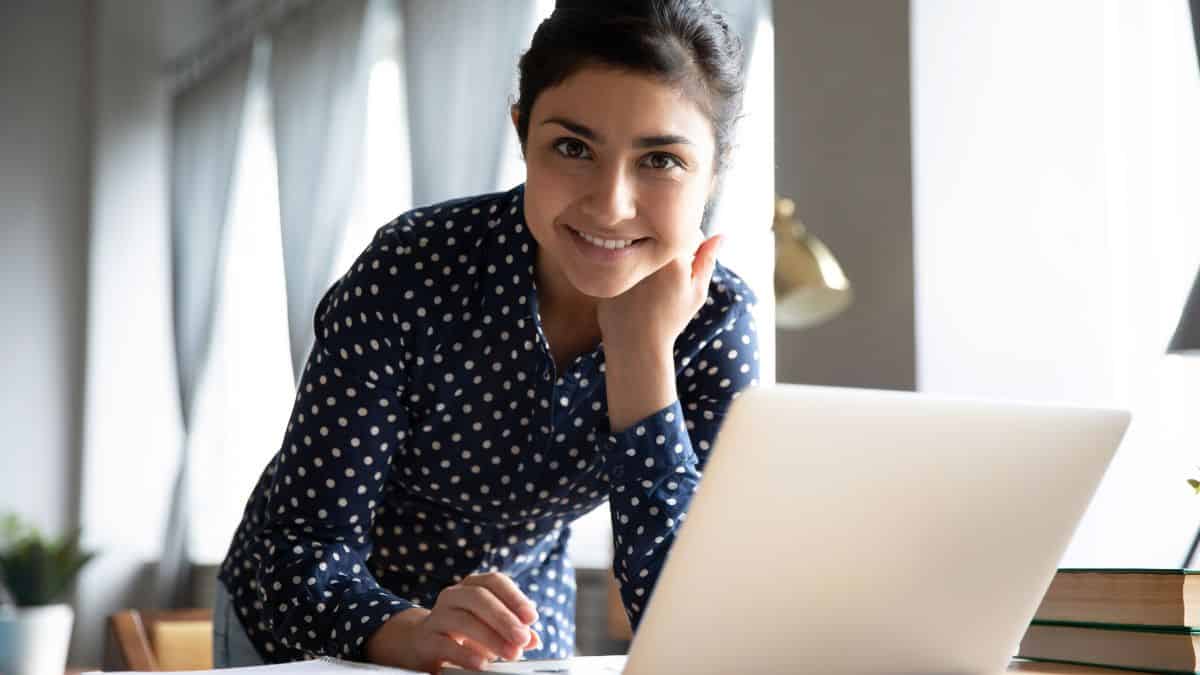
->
xmin=596 ymin=233 xmax=724 ymax=355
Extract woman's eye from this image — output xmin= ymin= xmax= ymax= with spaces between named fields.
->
xmin=642 ymin=153 xmax=683 ymax=171
xmin=553 ymin=138 xmax=591 ymax=160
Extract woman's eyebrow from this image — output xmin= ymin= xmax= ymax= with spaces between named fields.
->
xmin=634 ymin=133 xmax=693 ymax=148
xmin=541 ymin=116 xmax=694 ymax=148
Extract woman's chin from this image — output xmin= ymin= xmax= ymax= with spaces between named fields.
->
xmin=567 ymin=274 xmax=636 ymax=300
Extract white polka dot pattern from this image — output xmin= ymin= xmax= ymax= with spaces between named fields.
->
xmin=217 ymin=184 xmax=760 ymax=664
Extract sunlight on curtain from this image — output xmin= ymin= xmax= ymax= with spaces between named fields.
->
xmin=189 ymin=55 xmax=294 ymax=564
xmin=191 ymin=36 xmax=412 ymax=563
xmin=495 ymin=0 xmax=554 ymax=192
xmin=1061 ymin=0 xmax=1200 ymax=566
xmin=913 ymin=0 xmax=1200 ymax=566
xmin=333 ymin=58 xmax=413 ymax=280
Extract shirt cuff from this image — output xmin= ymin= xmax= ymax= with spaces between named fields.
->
xmin=328 ymin=585 xmax=417 ymax=662
xmin=601 ymin=400 xmax=698 ymax=486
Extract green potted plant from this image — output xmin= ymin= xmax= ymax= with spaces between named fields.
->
xmin=0 ymin=513 xmax=94 ymax=675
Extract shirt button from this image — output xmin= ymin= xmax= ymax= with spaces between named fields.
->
xmin=611 ymin=465 xmax=625 ymax=480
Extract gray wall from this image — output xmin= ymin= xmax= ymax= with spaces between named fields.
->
xmin=773 ymin=0 xmax=915 ymax=391
xmin=0 ymin=0 xmax=217 ymax=665
xmin=0 ymin=1 xmax=91 ymax=538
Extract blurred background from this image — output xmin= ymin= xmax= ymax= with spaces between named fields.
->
xmin=1 ymin=0 xmax=1199 ymax=667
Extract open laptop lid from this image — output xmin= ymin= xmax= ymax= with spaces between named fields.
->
xmin=623 ymin=384 xmax=1129 ymax=675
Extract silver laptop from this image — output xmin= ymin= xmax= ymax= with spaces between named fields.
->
xmin=450 ymin=383 xmax=1131 ymax=675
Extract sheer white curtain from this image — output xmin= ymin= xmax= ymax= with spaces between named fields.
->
xmin=401 ymin=0 xmax=538 ymax=206
xmin=270 ymin=0 xmax=373 ymax=378
xmin=913 ymin=0 xmax=1200 ymax=566
xmin=333 ymin=12 xmax=414 ymax=277
xmin=158 ymin=46 xmax=253 ymax=606
xmin=188 ymin=40 xmax=295 ymax=565
xmin=1069 ymin=0 xmax=1200 ymax=566
xmin=188 ymin=0 xmax=539 ymax=566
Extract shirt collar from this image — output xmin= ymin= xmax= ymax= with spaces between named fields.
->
xmin=479 ymin=183 xmax=539 ymax=322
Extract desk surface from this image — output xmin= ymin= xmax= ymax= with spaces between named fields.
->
xmin=69 ymin=659 xmax=1146 ymax=674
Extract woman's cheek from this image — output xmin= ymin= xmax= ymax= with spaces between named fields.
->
xmin=648 ymin=199 xmax=703 ymax=257
xmin=526 ymin=170 xmax=570 ymax=222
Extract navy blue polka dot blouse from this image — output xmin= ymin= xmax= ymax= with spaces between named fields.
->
xmin=217 ymin=183 xmax=761 ymax=663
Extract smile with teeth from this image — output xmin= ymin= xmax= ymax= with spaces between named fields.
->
xmin=569 ymin=226 xmax=644 ymax=250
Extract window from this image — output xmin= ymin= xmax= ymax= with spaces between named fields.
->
xmin=912 ymin=0 xmax=1200 ymax=566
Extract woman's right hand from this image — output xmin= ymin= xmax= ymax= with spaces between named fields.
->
xmin=365 ymin=572 xmax=542 ymax=673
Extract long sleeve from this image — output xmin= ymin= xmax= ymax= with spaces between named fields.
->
xmin=251 ymin=225 xmax=417 ymax=660
xmin=601 ymin=300 xmax=760 ymax=631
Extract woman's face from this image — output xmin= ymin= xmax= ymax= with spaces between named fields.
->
xmin=518 ymin=66 xmax=717 ymax=299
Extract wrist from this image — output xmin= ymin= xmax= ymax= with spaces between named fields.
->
xmin=604 ymin=337 xmax=673 ymax=369
xmin=365 ymin=606 xmax=429 ymax=665
xmin=604 ymin=348 xmax=677 ymax=433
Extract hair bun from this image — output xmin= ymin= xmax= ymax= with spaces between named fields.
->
xmin=554 ymin=0 xmax=653 ymax=17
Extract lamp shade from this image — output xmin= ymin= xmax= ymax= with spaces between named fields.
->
xmin=773 ymin=197 xmax=853 ymax=329
xmin=1169 ymin=269 xmax=1200 ymax=354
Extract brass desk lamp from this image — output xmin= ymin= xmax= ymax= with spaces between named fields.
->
xmin=773 ymin=196 xmax=853 ymax=329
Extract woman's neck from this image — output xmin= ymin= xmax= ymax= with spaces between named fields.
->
xmin=534 ymin=249 xmax=601 ymax=343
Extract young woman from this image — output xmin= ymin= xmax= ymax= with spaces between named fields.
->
xmin=213 ymin=1 xmax=760 ymax=672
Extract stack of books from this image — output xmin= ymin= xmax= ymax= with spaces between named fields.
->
xmin=1017 ymin=569 xmax=1200 ymax=673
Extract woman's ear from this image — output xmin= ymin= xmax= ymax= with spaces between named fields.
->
xmin=510 ymin=105 xmax=525 ymax=158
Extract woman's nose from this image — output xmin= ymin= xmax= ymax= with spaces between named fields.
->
xmin=580 ymin=167 xmax=636 ymax=226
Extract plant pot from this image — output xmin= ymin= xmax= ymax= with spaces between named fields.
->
xmin=0 ymin=604 xmax=75 ymax=675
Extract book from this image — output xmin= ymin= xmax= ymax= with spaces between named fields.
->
xmin=1018 ymin=621 xmax=1200 ymax=674
xmin=1009 ymin=659 xmax=1165 ymax=674
xmin=1034 ymin=569 xmax=1200 ymax=629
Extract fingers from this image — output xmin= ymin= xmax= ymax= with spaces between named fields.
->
xmin=690 ymin=234 xmax=724 ymax=283
xmin=438 ymin=585 xmax=531 ymax=650
xmin=437 ymin=607 xmax=525 ymax=662
xmin=462 ymin=572 xmax=539 ymax=625
xmin=460 ymin=636 xmax=507 ymax=664
xmin=430 ymin=633 xmax=492 ymax=673
xmin=456 ymin=628 xmax=541 ymax=664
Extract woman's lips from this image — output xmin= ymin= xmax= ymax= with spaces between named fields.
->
xmin=564 ymin=224 xmax=647 ymax=261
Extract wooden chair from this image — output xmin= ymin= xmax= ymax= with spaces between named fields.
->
xmin=105 ymin=609 xmax=213 ymax=671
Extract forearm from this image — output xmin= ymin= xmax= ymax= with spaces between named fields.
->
xmin=607 ymin=446 xmax=700 ymax=630
xmin=604 ymin=346 xmax=677 ymax=433
xmin=254 ymin=343 xmax=413 ymax=659
xmin=254 ymin=527 xmax=414 ymax=659
xmin=598 ymin=390 xmax=702 ymax=632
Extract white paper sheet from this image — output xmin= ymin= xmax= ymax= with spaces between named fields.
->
xmin=443 ymin=655 xmax=627 ymax=674
xmin=84 ymin=654 xmax=627 ymax=675
xmin=83 ymin=656 xmax=425 ymax=675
